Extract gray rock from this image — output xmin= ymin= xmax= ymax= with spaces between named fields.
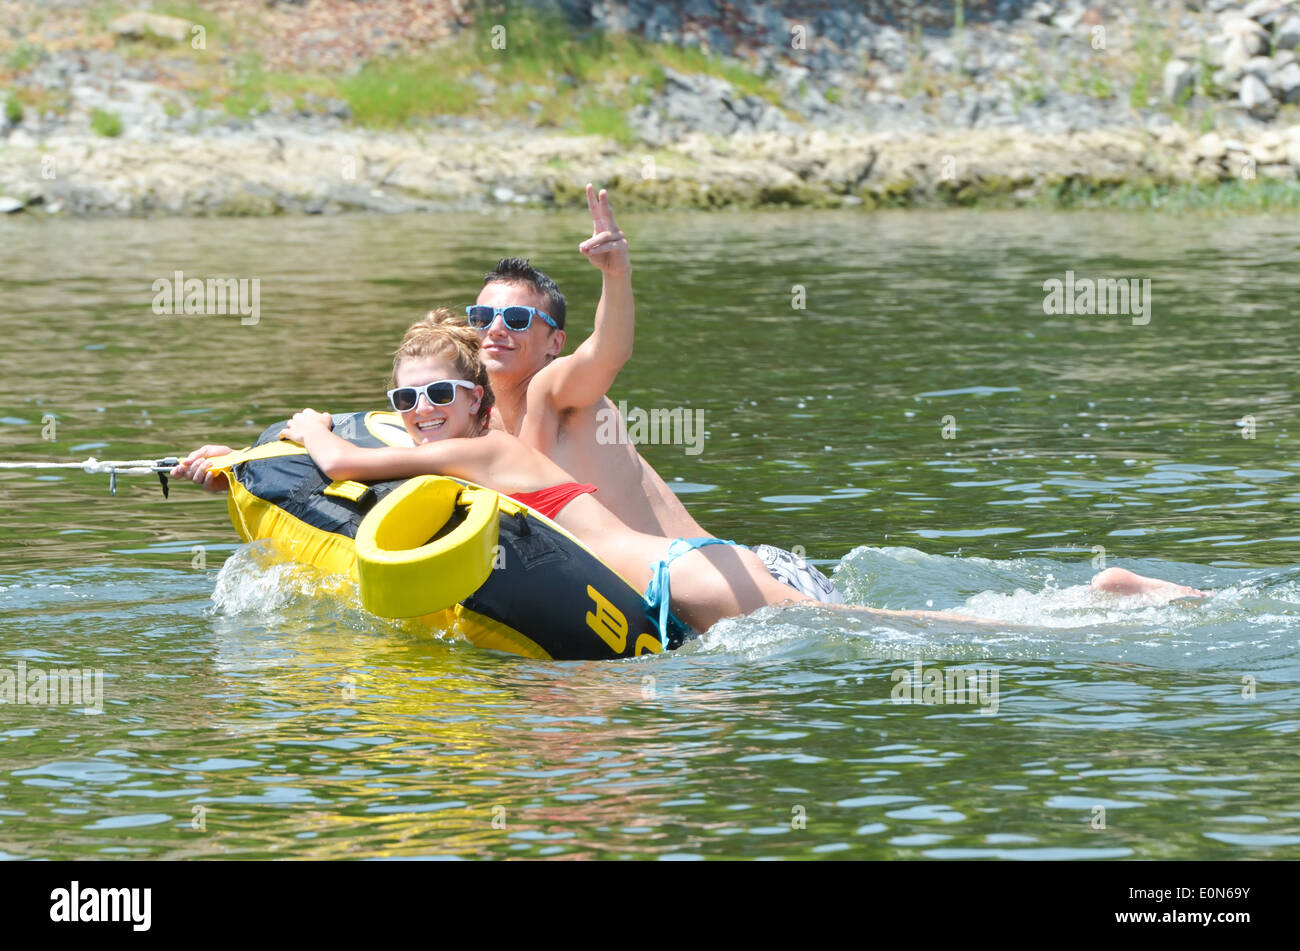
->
xmin=1222 ymin=15 xmax=1270 ymax=57
xmin=1212 ymin=66 xmax=1244 ymax=92
xmin=643 ymin=4 xmax=678 ymax=42
xmin=1197 ymin=131 xmax=1224 ymax=160
xmin=466 ymin=72 xmax=495 ymax=96
xmin=1053 ymin=3 xmax=1086 ymax=32
xmin=704 ymin=26 xmax=731 ymax=56
xmin=1275 ymin=61 xmax=1300 ymax=101
xmin=1027 ymin=2 xmax=1057 ymax=24
xmin=1204 ymin=33 xmax=1230 ymax=67
xmin=1244 ymin=55 xmax=1276 ymax=81
xmin=773 ymin=62 xmax=811 ymax=95
xmin=928 ymin=45 xmax=957 ymax=73
xmin=0 ymin=196 xmax=24 ymax=214
xmin=993 ymin=50 xmax=1021 ymax=73
xmin=1223 ymin=35 xmax=1259 ymax=75
xmin=1276 ymin=15 xmax=1300 ymax=51
xmin=1239 ymin=73 xmax=1276 ymax=114
xmin=110 ymin=12 xmax=191 ymax=43
xmin=872 ymin=26 xmax=907 ymax=73
xmin=591 ymin=2 xmax=636 ymax=32
xmin=683 ymin=0 xmax=719 ymax=17
xmin=626 ymin=104 xmax=663 ymax=145
xmin=1241 ymin=0 xmax=1291 ymax=27
xmin=1163 ymin=59 xmax=1197 ymax=102
xmin=800 ymin=86 xmax=831 ymax=117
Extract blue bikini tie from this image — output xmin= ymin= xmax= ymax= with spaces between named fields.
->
xmin=645 ymin=537 xmax=738 ymax=649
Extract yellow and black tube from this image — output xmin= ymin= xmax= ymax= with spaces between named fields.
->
xmin=208 ymin=411 xmax=692 ymax=661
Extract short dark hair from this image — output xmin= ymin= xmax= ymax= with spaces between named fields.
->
xmin=482 ymin=257 xmax=566 ymax=330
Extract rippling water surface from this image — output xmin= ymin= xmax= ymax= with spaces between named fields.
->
xmin=1 ymin=210 xmax=1298 ymax=859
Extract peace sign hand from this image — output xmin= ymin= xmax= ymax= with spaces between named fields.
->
xmin=577 ymin=183 xmax=630 ymax=278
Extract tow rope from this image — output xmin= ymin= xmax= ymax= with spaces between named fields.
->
xmin=0 ymin=457 xmax=182 ymax=497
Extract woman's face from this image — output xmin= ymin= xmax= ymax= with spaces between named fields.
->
xmin=392 ymin=356 xmax=483 ymax=445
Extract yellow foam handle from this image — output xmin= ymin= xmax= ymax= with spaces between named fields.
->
xmin=354 ymin=475 xmax=500 ymax=618
xmin=323 ymin=479 xmax=372 ymax=503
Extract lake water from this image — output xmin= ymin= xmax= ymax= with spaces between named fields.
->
xmin=1 ymin=209 xmax=1298 ymax=859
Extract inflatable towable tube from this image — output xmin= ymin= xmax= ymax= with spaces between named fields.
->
xmin=208 ymin=411 xmax=693 ymax=661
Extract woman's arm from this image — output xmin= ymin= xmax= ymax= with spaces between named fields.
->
xmin=280 ymin=410 xmax=484 ymax=483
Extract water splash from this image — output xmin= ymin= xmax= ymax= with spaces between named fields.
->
xmin=695 ymin=546 xmax=1300 ymax=678
xmin=209 ymin=541 xmax=357 ymax=618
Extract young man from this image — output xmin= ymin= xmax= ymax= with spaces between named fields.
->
xmin=465 ymin=184 xmax=843 ymax=601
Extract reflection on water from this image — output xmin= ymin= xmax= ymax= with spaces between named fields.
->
xmin=1 ymin=210 xmax=1298 ymax=859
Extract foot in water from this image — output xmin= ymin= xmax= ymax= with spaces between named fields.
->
xmin=1091 ymin=567 xmax=1208 ymax=602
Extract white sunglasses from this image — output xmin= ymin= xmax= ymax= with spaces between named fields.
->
xmin=386 ymin=379 xmax=475 ymax=413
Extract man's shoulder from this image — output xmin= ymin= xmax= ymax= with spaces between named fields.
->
xmin=527 ymin=354 xmax=607 ymax=413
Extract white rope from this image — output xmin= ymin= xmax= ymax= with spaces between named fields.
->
xmin=0 ymin=456 xmax=178 ymax=475
xmin=0 ymin=455 xmax=184 ymax=495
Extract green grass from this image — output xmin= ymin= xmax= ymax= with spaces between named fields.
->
xmin=222 ymin=53 xmax=270 ymax=118
xmin=5 ymin=41 xmax=43 ymax=74
xmin=4 ymin=95 xmax=21 ymax=124
xmin=339 ymin=59 xmax=478 ymax=125
xmin=90 ymin=108 xmax=123 ymax=136
xmin=329 ymin=3 xmax=782 ymax=129
xmin=55 ymin=0 xmax=782 ymax=138
xmin=87 ymin=2 xmax=126 ymax=35
xmin=154 ymin=2 xmax=226 ymax=46
xmin=1129 ymin=5 xmax=1173 ymax=111
xmin=1060 ymin=61 xmax=1116 ymax=100
xmin=577 ymin=103 xmax=633 ymax=143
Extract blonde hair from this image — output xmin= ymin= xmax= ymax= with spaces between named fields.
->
xmin=391 ymin=308 xmax=495 ymax=433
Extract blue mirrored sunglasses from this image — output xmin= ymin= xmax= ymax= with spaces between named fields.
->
xmin=465 ymin=304 xmax=558 ymax=332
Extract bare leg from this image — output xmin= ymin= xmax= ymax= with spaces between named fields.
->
xmin=1091 ymin=566 xmax=1207 ymax=601
xmin=816 ymin=603 xmax=1002 ymax=628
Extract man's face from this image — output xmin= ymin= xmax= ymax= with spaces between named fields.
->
xmin=473 ymin=282 xmax=565 ymax=379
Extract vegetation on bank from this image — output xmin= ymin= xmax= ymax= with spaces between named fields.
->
xmin=89 ymin=107 xmax=122 ymax=137
xmin=0 ymin=2 xmax=781 ymax=143
xmin=2 ymin=2 xmax=1298 ymax=215
xmin=560 ymin=174 xmax=1300 ymax=214
xmin=3 ymin=1 xmax=1297 ymax=134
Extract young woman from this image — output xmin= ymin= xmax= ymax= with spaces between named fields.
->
xmin=175 ymin=312 xmax=1204 ymax=633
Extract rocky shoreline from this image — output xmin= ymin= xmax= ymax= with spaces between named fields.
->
xmin=1 ymin=0 xmax=1298 ymax=216
xmin=2 ymin=119 xmax=1297 ymax=217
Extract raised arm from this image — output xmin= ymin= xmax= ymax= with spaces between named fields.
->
xmin=539 ymin=184 xmax=634 ymax=410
